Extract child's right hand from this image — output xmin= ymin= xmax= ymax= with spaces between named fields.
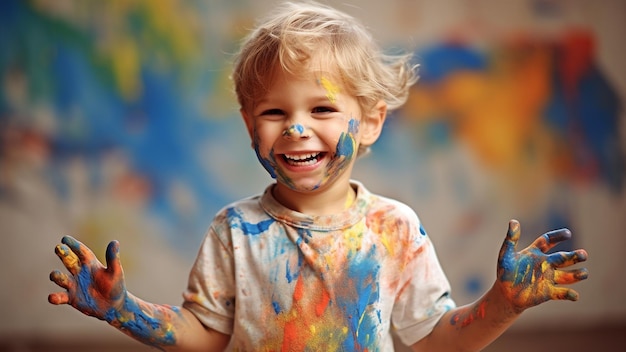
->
xmin=48 ymin=236 xmax=127 ymax=321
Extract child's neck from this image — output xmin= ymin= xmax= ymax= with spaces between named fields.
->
xmin=272 ymin=181 xmax=356 ymax=216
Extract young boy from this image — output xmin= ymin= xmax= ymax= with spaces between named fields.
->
xmin=48 ymin=2 xmax=589 ymax=351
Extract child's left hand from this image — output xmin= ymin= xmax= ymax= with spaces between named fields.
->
xmin=496 ymin=219 xmax=588 ymax=313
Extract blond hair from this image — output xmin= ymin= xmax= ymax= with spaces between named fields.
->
xmin=231 ymin=1 xmax=417 ymax=114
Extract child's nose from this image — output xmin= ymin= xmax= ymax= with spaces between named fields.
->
xmin=282 ymin=123 xmax=311 ymax=140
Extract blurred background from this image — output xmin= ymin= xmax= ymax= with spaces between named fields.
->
xmin=1 ymin=0 xmax=624 ymax=351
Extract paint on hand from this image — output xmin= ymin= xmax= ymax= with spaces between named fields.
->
xmin=319 ymin=76 xmax=340 ymax=103
xmin=497 ymin=220 xmax=588 ymax=312
xmin=50 ymin=236 xmax=184 ymax=348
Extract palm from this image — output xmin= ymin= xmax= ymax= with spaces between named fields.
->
xmin=496 ymin=220 xmax=588 ymax=312
xmin=49 ymin=236 xmax=127 ymax=320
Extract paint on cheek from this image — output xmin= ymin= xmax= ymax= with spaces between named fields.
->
xmin=336 ymin=119 xmax=359 ymax=158
xmin=253 ymin=132 xmax=277 ymax=179
xmin=319 ymin=76 xmax=340 ymax=103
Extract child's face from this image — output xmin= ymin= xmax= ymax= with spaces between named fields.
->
xmin=241 ymin=65 xmax=385 ymax=196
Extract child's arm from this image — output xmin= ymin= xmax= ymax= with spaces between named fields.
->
xmin=411 ymin=220 xmax=588 ymax=352
xmin=48 ymin=236 xmax=230 ymax=351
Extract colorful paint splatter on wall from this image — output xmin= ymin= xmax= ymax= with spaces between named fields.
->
xmin=1 ymin=0 xmax=624 ymax=340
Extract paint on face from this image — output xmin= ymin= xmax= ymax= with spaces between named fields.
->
xmin=319 ymin=76 xmax=340 ymax=103
xmin=283 ymin=123 xmax=306 ymax=138
xmin=324 ymin=118 xmax=359 ymax=185
xmin=254 ymin=114 xmax=360 ymax=192
xmin=254 ymin=132 xmax=278 ymax=179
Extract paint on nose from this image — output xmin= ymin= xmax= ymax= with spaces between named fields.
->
xmin=283 ymin=124 xmax=306 ymax=137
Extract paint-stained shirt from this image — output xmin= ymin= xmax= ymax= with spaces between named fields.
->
xmin=183 ymin=180 xmax=455 ymax=351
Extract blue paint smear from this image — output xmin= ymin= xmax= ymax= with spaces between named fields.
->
xmin=272 ymin=300 xmax=282 ymax=314
xmin=76 ymin=267 xmax=101 ymax=312
xmin=254 ymin=134 xmax=277 ymax=179
xmin=336 ymin=132 xmax=355 ymax=158
xmin=285 ymin=245 xmax=304 ymax=283
xmin=414 ymin=43 xmax=487 ymax=84
xmin=287 ymin=124 xmax=305 ymax=135
xmin=335 ymin=246 xmax=381 ymax=350
xmin=226 ymin=207 xmax=274 ymax=236
xmin=104 ymin=297 xmax=178 ymax=347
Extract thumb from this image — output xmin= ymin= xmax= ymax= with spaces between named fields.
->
xmin=498 ymin=220 xmax=521 ymax=270
xmin=105 ymin=240 xmax=122 ymax=276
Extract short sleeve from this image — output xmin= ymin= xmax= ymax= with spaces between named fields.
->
xmin=182 ymin=223 xmax=236 ymax=335
xmin=391 ymin=236 xmax=456 ymax=346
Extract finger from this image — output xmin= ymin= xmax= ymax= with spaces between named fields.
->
xmin=62 ymin=235 xmax=97 ymax=265
xmin=548 ymin=249 xmax=588 ymax=268
xmin=550 ymin=287 xmax=580 ymax=301
xmin=55 ymin=244 xmax=81 ymax=275
xmin=499 ymin=219 xmax=521 ymax=258
xmin=105 ymin=240 xmax=122 ymax=276
xmin=48 ymin=292 xmax=70 ymax=305
xmin=49 ymin=270 xmax=72 ymax=290
xmin=554 ymin=268 xmax=589 ymax=285
xmin=532 ymin=228 xmax=571 ymax=253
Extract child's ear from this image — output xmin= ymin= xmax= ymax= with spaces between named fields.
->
xmin=360 ymin=100 xmax=387 ymax=146
xmin=240 ymin=108 xmax=255 ymax=148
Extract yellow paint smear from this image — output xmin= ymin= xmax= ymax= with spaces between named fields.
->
xmin=320 ymin=77 xmax=340 ymax=103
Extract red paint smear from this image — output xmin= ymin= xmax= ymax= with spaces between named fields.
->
xmin=315 ymin=288 xmax=330 ymax=317
xmin=559 ymin=29 xmax=595 ymax=100
xmin=282 ymin=320 xmax=306 ymax=352
xmin=293 ymin=274 xmax=304 ymax=302
xmin=282 ymin=275 xmax=307 ymax=351
xmin=451 ymin=300 xmax=488 ymax=328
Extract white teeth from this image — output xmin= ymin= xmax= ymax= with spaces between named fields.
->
xmin=283 ymin=152 xmax=320 ymax=166
xmin=284 ymin=153 xmax=318 ymax=161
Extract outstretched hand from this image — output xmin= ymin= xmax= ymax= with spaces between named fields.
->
xmin=48 ymin=236 xmax=127 ymax=321
xmin=497 ymin=220 xmax=588 ymax=313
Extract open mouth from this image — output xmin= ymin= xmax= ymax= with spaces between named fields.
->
xmin=282 ymin=152 xmax=325 ymax=166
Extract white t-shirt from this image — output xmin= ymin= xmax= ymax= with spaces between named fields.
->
xmin=183 ymin=180 xmax=455 ymax=351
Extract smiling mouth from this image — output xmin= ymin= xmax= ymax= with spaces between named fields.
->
xmin=282 ymin=152 xmax=325 ymax=166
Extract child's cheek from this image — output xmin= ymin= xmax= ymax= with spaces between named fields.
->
xmin=253 ymin=132 xmax=278 ymax=179
xmin=336 ymin=117 xmax=359 ymax=158
xmin=327 ymin=118 xmax=359 ymax=175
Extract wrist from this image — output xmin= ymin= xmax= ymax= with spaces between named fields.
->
xmin=491 ymin=281 xmax=525 ymax=317
xmin=105 ymin=293 xmax=180 ymax=347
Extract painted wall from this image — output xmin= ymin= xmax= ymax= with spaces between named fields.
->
xmin=1 ymin=0 xmax=624 ymax=344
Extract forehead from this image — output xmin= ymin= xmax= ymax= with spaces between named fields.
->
xmin=246 ymin=52 xmax=353 ymax=112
